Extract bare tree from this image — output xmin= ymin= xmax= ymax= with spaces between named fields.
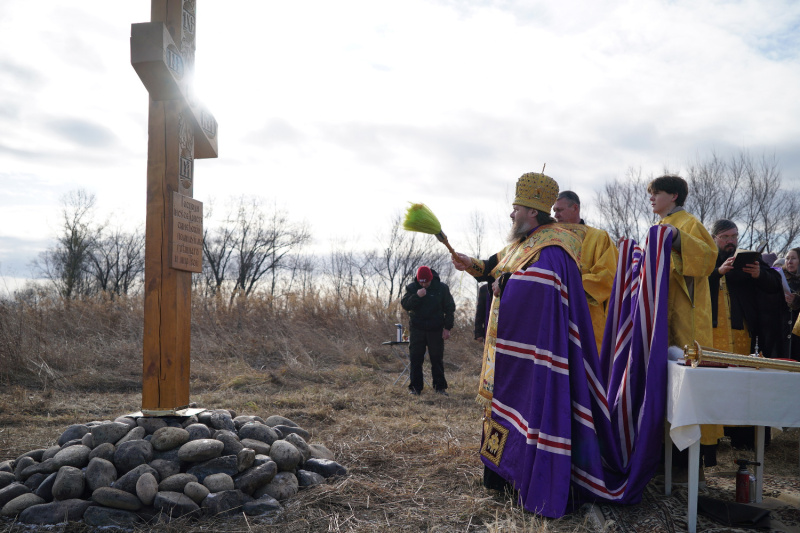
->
xmin=685 ymin=151 xmax=740 ymax=225
xmin=87 ymin=226 xmax=145 ymax=297
xmin=201 ymin=221 xmax=235 ymax=297
xmin=737 ymin=151 xmax=790 ymax=252
xmin=34 ymin=189 xmax=98 ymax=300
xmin=594 ymin=167 xmax=654 ymax=244
xmin=227 ymin=198 xmax=311 ymax=301
xmin=466 ymin=210 xmax=487 ymax=260
xmin=370 ymin=214 xmax=451 ymax=307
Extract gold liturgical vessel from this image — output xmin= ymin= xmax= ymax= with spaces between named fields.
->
xmin=683 ymin=340 xmax=800 ymax=373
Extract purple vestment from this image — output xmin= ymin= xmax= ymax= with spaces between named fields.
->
xmin=482 ymin=225 xmax=672 ymax=518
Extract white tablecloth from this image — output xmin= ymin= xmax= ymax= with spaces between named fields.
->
xmin=667 ymin=359 xmax=800 ymax=533
xmin=668 ymin=359 xmax=800 ymax=450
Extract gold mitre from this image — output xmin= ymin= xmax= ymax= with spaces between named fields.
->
xmin=513 ymin=172 xmax=559 ymax=213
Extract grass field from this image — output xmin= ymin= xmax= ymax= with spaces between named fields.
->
xmin=0 ymin=294 xmax=798 ymax=531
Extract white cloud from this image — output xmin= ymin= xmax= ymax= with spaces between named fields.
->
xmin=1 ymin=0 xmax=799 ymax=274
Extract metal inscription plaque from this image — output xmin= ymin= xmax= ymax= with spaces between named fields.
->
xmin=171 ymin=192 xmax=203 ymax=273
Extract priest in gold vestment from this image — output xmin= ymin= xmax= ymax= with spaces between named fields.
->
xmin=553 ymin=191 xmax=618 ymax=353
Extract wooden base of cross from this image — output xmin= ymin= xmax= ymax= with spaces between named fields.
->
xmin=131 ymin=0 xmax=218 ymax=414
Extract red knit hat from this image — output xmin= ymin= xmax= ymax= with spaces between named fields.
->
xmin=416 ymin=266 xmax=432 ymax=283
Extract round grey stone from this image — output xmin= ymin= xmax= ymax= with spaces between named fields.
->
xmin=151 ymin=426 xmax=190 ymax=451
xmin=137 ymin=417 xmax=168 ymax=434
xmin=41 ymin=445 xmax=61 ymax=462
xmin=181 ymin=415 xmax=199 ymax=428
xmin=204 ymin=472 xmax=235 ymax=493
xmin=264 ymin=415 xmax=298 ymax=428
xmin=0 ymin=471 xmax=16 ymax=490
xmin=178 ymin=439 xmax=224 ymax=462
xmin=85 ymin=457 xmax=117 ymax=492
xmin=114 ymin=416 xmax=137 ymax=429
xmin=203 ymin=489 xmax=253 ymax=516
xmin=18 ymin=498 xmax=92 ymax=524
xmin=243 ymin=494 xmax=282 ymax=516
xmin=0 ymin=483 xmax=30 ymax=508
xmin=309 ymin=443 xmax=335 ymax=460
xmin=17 ymin=449 xmax=45 ymax=463
xmin=91 ymin=422 xmax=131 ymax=447
xmin=20 ymin=459 xmax=58 ymax=480
xmin=186 ymin=455 xmax=238 ymax=483
xmin=216 ymin=431 xmax=244 ymax=456
xmin=153 ymin=491 xmax=199 ymax=518
xmin=210 ymin=410 xmax=236 ymax=432
xmin=238 ymin=448 xmax=255 ymax=472
xmin=114 ymin=439 xmax=153 ymax=474
xmin=80 ymin=432 xmax=93 ymax=448
xmin=274 ymin=425 xmax=310 ymax=441
xmin=149 ymin=458 xmax=180 ymax=480
xmin=152 ymin=447 xmax=181 ymax=463
xmin=113 ymin=464 xmax=159 ymax=495
xmin=14 ymin=456 xmax=36 ymax=480
xmin=58 ymin=424 xmax=90 ymax=446
xmin=116 ymin=426 xmax=147 ymax=446
xmin=34 ymin=472 xmax=56 ymax=501
xmin=284 ymin=433 xmax=312 ymax=462
xmin=1 ymin=492 xmax=45 ymax=516
xmin=303 ymin=458 xmax=348 ymax=478
xmin=0 ymin=460 xmax=14 ymax=473
xmin=159 ymin=473 xmax=198 ymax=492
xmin=92 ymin=486 xmax=142 ymax=510
xmin=53 ymin=445 xmax=91 ymax=469
xmin=240 ymin=438 xmax=271 ymax=455
xmin=196 ymin=411 xmax=212 ymax=426
xmin=84 ymin=505 xmax=142 ymax=527
xmin=254 ymin=471 xmax=298 ymax=501
xmin=23 ymin=472 xmax=47 ymax=491
xmin=253 ymin=454 xmax=272 ymax=467
xmin=239 ymin=422 xmax=280 ymax=445
xmin=135 ymin=472 xmax=158 ymax=506
xmin=184 ymin=481 xmax=210 ymax=504
xmin=297 ymin=469 xmax=326 ymax=488
xmin=269 ymin=440 xmax=302 ymax=472
xmin=88 ymin=442 xmax=115 ymax=463
xmin=185 ymin=423 xmax=212 ymax=441
xmin=52 ymin=466 xmax=84 ymax=500
xmin=234 ymin=461 xmax=277 ymax=495
xmin=233 ymin=415 xmax=265 ymax=429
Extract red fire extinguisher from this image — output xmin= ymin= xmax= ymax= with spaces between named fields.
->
xmin=735 ymin=459 xmax=760 ymax=503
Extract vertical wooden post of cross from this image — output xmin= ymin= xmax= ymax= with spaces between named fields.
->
xmin=131 ymin=0 xmax=218 ymax=414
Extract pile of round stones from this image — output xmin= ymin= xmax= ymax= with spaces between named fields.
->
xmin=0 ymin=409 xmax=347 ymax=527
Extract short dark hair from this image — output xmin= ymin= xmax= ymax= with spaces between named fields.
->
xmin=535 ymin=210 xmax=555 ymax=226
xmin=647 ymin=175 xmax=689 ymax=207
xmin=711 ymin=219 xmax=737 ymax=237
xmin=557 ymin=190 xmax=580 ymax=206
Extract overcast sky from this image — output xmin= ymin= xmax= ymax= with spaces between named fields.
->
xmin=1 ymin=0 xmax=799 ymax=291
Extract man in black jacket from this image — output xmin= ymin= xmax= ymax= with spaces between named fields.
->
xmin=709 ymin=219 xmax=782 ymax=356
xmin=401 ymin=266 xmax=456 ymax=396
xmin=709 ymin=219 xmax=783 ymax=450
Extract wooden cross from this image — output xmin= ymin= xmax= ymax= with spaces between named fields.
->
xmin=131 ymin=0 xmax=218 ymax=414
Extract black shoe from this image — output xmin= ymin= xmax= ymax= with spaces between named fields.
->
xmin=409 ymin=389 xmax=421 ymax=396
xmin=435 ymin=389 xmax=449 ymax=396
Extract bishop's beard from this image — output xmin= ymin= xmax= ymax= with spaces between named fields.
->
xmin=507 ymin=217 xmax=533 ymax=243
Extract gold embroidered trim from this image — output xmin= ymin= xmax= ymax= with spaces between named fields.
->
xmin=480 ymin=416 xmax=510 ymax=466
xmin=466 ymin=257 xmax=485 ymax=277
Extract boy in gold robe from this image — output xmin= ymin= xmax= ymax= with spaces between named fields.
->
xmin=648 ymin=175 xmax=720 ymax=478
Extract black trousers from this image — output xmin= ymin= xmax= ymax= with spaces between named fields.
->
xmin=408 ymin=326 xmax=447 ymax=392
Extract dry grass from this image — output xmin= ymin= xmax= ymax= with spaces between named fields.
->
xmin=0 ymin=365 xmax=598 ymax=532
xmin=0 ymin=292 xmax=798 ymax=531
